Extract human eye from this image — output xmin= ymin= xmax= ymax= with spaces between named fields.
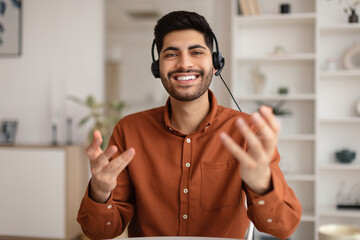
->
xmin=191 ymin=50 xmax=204 ymax=55
xmin=164 ymin=52 xmax=177 ymax=58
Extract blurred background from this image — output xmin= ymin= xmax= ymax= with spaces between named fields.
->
xmin=1 ymin=0 xmax=360 ymax=240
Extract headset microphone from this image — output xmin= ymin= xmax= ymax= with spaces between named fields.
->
xmin=151 ymin=32 xmax=242 ymax=112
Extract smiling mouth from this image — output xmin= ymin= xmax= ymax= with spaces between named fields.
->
xmin=168 ymin=69 xmax=203 ymax=82
xmin=174 ymin=74 xmax=200 ymax=81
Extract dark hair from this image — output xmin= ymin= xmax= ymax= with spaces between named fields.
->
xmin=154 ymin=11 xmax=214 ymax=55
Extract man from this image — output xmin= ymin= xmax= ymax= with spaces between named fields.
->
xmin=77 ymin=11 xmax=302 ymax=239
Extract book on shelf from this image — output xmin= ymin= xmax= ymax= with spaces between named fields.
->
xmin=238 ymin=0 xmax=249 ymax=15
xmin=238 ymin=0 xmax=261 ymax=16
xmin=252 ymin=0 xmax=261 ymax=14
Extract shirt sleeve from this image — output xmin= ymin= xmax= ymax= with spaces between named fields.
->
xmin=243 ymin=150 xmax=302 ymax=239
xmin=77 ymin=123 xmax=136 ymax=240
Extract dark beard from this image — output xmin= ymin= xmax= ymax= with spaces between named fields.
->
xmin=160 ymin=67 xmax=213 ymax=101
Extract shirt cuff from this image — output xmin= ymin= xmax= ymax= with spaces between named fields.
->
xmin=243 ymin=170 xmax=284 ymax=207
xmin=84 ymin=182 xmax=115 ymax=214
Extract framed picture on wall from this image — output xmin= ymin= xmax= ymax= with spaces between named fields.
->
xmin=0 ymin=0 xmax=22 ymax=56
xmin=0 ymin=120 xmax=18 ymax=145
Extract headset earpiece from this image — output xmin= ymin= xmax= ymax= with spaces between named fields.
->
xmin=212 ymin=51 xmax=225 ymax=76
xmin=151 ymin=60 xmax=160 ymax=78
xmin=211 ymin=33 xmax=225 ymax=76
xmin=151 ymin=40 xmax=160 ymax=78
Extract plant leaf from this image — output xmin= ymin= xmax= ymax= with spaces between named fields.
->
xmin=86 ymin=96 xmax=96 ymax=108
xmin=67 ymin=95 xmax=86 ymax=106
xmin=78 ymin=114 xmax=93 ymax=126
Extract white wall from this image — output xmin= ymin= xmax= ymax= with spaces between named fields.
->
xmin=0 ymin=0 xmax=105 ymax=145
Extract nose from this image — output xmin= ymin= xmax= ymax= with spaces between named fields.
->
xmin=176 ymin=53 xmax=193 ymax=70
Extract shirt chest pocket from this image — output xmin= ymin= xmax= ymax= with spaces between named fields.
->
xmin=200 ymin=160 xmax=243 ymax=211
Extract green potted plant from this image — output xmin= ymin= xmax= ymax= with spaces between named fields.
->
xmin=68 ymin=95 xmax=125 ymax=150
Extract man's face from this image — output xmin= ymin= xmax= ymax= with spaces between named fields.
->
xmin=159 ymin=29 xmax=215 ymax=102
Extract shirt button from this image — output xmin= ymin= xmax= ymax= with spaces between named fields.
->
xmin=106 ymin=221 xmax=112 ymax=225
xmin=183 ymin=188 xmax=188 ymax=193
xmin=107 ymin=204 xmax=112 ymax=209
xmin=185 ymin=163 xmax=190 ymax=167
xmin=267 ymin=218 xmax=272 ymax=223
xmin=258 ymin=200 xmax=265 ymax=205
xmin=183 ymin=214 xmax=188 ymax=220
xmin=186 ymin=138 xmax=191 ymax=143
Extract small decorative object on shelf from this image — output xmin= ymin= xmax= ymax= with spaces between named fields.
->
xmin=280 ymin=3 xmax=291 ymax=14
xmin=66 ymin=117 xmax=72 ymax=145
xmin=0 ymin=120 xmax=18 ymax=145
xmin=335 ymin=149 xmax=356 ymax=163
xmin=251 ymin=66 xmax=266 ymax=94
xmin=51 ymin=124 xmax=58 ymax=146
xmin=336 ymin=181 xmax=360 ymax=210
xmin=278 ymin=87 xmax=289 ymax=95
xmin=325 ymin=58 xmax=338 ymax=71
xmin=349 ymin=8 xmax=359 ymax=23
xmin=273 ymin=45 xmax=285 ymax=55
xmin=342 ymin=42 xmax=360 ymax=70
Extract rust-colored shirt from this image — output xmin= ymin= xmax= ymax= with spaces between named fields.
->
xmin=77 ymin=90 xmax=302 ymax=240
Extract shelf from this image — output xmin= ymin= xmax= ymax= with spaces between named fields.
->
xmin=319 ymin=70 xmax=360 ymax=78
xmin=279 ymin=134 xmax=316 ymax=141
xmin=319 ymin=117 xmax=360 ymax=124
xmin=285 ymin=174 xmax=316 ymax=182
xmin=319 ymin=24 xmax=360 ymax=33
xmin=236 ymin=13 xmax=316 ymax=25
xmin=237 ymin=94 xmax=316 ymax=101
xmin=319 ymin=163 xmax=360 ymax=171
xmin=319 ymin=206 xmax=360 ymax=218
xmin=237 ymin=53 xmax=316 ymax=62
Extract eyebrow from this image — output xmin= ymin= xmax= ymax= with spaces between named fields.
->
xmin=162 ymin=44 xmax=207 ymax=53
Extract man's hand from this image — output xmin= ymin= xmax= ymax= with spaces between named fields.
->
xmin=86 ymin=130 xmax=135 ymax=203
xmin=220 ymin=106 xmax=280 ymax=195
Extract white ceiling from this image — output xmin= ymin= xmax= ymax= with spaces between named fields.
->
xmin=106 ymin=0 xmax=215 ymax=32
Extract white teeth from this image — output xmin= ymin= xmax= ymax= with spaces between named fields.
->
xmin=176 ymin=75 xmax=197 ymax=81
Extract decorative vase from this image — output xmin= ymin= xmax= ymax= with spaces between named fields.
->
xmin=280 ymin=4 xmax=291 ymax=14
xmin=335 ymin=149 xmax=356 ymax=164
xmin=251 ymin=66 xmax=266 ymax=94
xmin=349 ymin=8 xmax=359 ymax=23
xmin=342 ymin=42 xmax=360 ymax=70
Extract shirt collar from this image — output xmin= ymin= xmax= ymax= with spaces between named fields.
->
xmin=163 ymin=89 xmax=218 ymax=136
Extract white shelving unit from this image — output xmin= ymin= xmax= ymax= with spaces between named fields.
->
xmin=316 ymin=0 xmax=360 ymax=237
xmin=231 ymin=0 xmax=360 ymax=239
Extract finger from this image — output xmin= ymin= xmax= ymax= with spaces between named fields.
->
xmin=104 ymin=148 xmax=135 ymax=177
xmin=251 ymin=112 xmax=277 ymax=156
xmin=85 ymin=130 xmax=103 ymax=160
xmin=220 ymin=132 xmax=255 ymax=169
xmin=259 ymin=106 xmax=280 ymax=134
xmin=91 ymin=145 xmax=118 ymax=174
xmin=236 ymin=118 xmax=266 ymax=161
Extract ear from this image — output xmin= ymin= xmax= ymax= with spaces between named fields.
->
xmin=213 ymin=67 xmax=216 ymax=75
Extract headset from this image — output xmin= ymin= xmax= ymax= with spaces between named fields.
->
xmin=151 ymin=32 xmax=242 ymax=112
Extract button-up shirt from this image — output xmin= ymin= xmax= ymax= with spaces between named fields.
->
xmin=77 ymin=90 xmax=302 ymax=240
